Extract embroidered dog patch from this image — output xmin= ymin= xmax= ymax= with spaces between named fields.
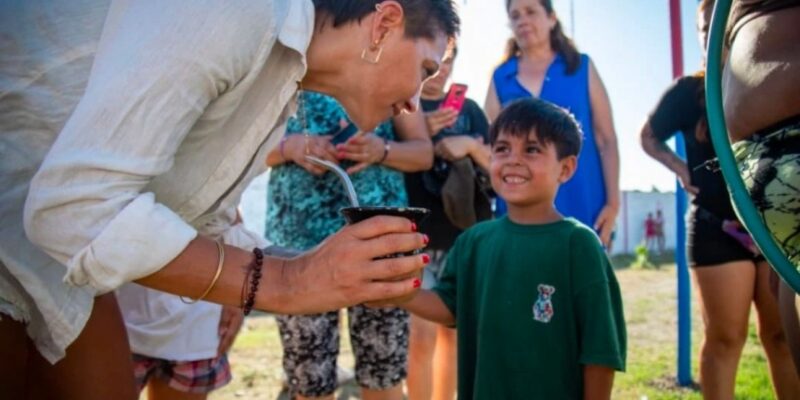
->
xmin=533 ymin=284 xmax=555 ymax=323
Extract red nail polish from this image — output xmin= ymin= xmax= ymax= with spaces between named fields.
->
xmin=422 ymin=234 xmax=429 ymax=245
xmin=411 ymin=223 xmax=417 ymax=232
xmin=422 ymin=254 xmax=430 ymax=264
xmin=413 ymin=279 xmax=421 ymax=289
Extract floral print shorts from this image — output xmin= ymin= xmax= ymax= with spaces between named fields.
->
xmin=733 ymin=117 xmax=800 ymax=268
xmin=276 ymin=305 xmax=409 ymax=397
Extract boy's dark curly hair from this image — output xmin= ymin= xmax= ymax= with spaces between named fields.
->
xmin=489 ymin=98 xmax=583 ymax=159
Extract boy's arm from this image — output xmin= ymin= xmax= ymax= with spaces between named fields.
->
xmin=583 ymin=365 xmax=615 ymax=400
xmin=570 ymin=228 xmax=627 ymax=394
xmin=400 ymin=289 xmax=455 ymax=326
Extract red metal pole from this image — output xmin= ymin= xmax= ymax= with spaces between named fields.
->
xmin=670 ymin=0 xmax=684 ymax=79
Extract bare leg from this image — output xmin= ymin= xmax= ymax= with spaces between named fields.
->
xmin=0 ymin=315 xmax=30 ymax=398
xmin=752 ymin=261 xmax=800 ymax=399
xmin=296 ymin=394 xmax=334 ymax=400
xmin=431 ymin=326 xmax=457 ymax=400
xmin=407 ymin=314 xmax=437 ymax=400
xmin=146 ymin=378 xmax=208 ymax=400
xmin=295 ymin=384 xmax=403 ymax=400
xmin=28 ymin=293 xmax=138 ymax=400
xmin=778 ymin=279 xmax=800 ymax=377
xmin=693 ymin=261 xmax=756 ymax=400
xmin=361 ymin=383 xmax=404 ymax=400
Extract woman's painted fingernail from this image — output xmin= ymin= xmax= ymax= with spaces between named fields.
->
xmin=422 ymin=254 xmax=430 ymax=264
xmin=422 ymin=234 xmax=429 ymax=245
xmin=413 ymin=279 xmax=422 ymax=289
xmin=411 ymin=222 xmax=417 ymax=232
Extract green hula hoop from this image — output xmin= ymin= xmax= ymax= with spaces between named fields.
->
xmin=705 ymin=0 xmax=800 ymax=293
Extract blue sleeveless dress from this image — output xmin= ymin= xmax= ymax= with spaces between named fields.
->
xmin=492 ymin=54 xmax=606 ymax=227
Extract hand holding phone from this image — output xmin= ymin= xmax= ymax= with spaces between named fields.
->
xmin=330 ymin=121 xmax=359 ymax=145
xmin=425 ymin=108 xmax=458 ymax=137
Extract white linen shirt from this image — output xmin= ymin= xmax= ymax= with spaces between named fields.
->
xmin=0 ymin=0 xmax=313 ymax=363
xmin=116 ymin=207 xmax=269 ymax=361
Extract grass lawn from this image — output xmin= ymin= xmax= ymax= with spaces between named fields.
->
xmin=210 ymin=255 xmax=777 ymax=399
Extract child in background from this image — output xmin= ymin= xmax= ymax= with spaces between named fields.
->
xmin=644 ymin=212 xmax=656 ymax=253
xmin=405 ymin=44 xmax=490 ymax=400
xmin=401 ymin=98 xmax=626 ymax=399
xmin=654 ymin=210 xmax=665 ymax=255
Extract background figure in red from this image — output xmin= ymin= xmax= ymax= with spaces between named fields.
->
xmin=654 ymin=209 xmax=666 ymax=255
xmin=644 ymin=212 xmax=657 ymax=252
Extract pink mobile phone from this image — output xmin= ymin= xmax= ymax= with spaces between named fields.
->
xmin=440 ymin=83 xmax=468 ymax=113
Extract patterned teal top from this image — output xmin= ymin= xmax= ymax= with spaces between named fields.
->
xmin=265 ymin=91 xmax=408 ymax=250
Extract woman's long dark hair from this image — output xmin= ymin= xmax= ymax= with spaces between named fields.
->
xmin=504 ymin=0 xmax=581 ymax=75
xmin=693 ymin=71 xmax=709 ymax=143
xmin=693 ymin=0 xmax=715 ymax=143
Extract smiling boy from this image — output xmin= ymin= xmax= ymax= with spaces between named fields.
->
xmin=401 ymin=98 xmax=626 ymax=399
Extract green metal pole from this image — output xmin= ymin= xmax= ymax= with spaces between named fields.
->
xmin=705 ymin=0 xmax=800 ymax=293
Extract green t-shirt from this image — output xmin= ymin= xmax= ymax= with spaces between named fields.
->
xmin=433 ymin=217 xmax=626 ymax=399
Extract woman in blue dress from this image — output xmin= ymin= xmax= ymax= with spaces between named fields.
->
xmin=485 ymin=0 xmax=620 ymax=249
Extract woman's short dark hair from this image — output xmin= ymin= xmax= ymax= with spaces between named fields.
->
xmin=503 ymin=0 xmax=580 ymax=75
xmin=313 ymin=0 xmax=460 ymax=40
xmin=489 ymin=98 xmax=582 ymax=159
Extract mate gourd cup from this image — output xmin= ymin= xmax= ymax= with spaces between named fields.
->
xmin=340 ymin=206 xmax=430 ymax=306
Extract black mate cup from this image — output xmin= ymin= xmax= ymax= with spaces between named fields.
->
xmin=340 ymin=206 xmax=430 ymax=306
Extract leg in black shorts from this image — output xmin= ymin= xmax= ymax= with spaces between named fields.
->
xmin=688 ymin=206 xmax=763 ymax=267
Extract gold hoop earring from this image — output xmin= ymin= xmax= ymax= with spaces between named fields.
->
xmin=361 ymin=40 xmax=383 ymax=64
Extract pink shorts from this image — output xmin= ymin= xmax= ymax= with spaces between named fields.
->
xmin=132 ymin=353 xmax=231 ymax=394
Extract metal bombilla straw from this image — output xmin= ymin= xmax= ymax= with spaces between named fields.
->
xmin=262 ymin=156 xmax=357 ymax=260
xmin=304 ymin=155 xmax=360 ymax=207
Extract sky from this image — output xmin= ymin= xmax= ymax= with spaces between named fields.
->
xmin=449 ymin=0 xmax=704 ymax=192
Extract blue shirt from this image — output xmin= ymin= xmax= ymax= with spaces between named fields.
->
xmin=492 ymin=54 xmax=606 ymax=227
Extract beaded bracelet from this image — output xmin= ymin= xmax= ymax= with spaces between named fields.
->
xmin=378 ymin=137 xmax=390 ymax=164
xmin=241 ymin=247 xmax=264 ymax=316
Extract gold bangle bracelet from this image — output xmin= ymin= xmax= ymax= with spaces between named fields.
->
xmin=180 ymin=239 xmax=225 ymax=304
